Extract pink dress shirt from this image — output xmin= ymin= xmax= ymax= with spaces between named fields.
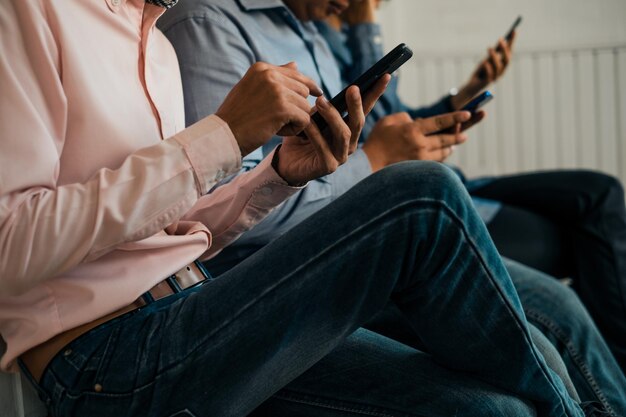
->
xmin=0 ymin=0 xmax=302 ymax=372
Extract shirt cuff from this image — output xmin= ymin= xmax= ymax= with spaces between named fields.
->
xmin=245 ymin=149 xmax=307 ymax=210
xmin=173 ymin=115 xmax=242 ymax=196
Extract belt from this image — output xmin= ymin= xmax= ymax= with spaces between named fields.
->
xmin=20 ymin=261 xmax=212 ymax=383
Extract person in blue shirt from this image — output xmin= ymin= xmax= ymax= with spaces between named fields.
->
xmin=158 ymin=1 xmax=625 ymax=415
xmin=319 ymin=0 xmax=626 ymax=375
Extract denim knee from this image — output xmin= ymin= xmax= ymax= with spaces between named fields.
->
xmin=369 ymin=161 xmax=468 ymax=209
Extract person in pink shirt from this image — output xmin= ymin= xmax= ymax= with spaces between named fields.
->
xmin=0 ymin=1 xmax=604 ymax=416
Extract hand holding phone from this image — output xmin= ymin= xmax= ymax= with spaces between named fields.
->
xmin=477 ymin=15 xmax=522 ymax=82
xmin=307 ymin=43 xmax=413 ymax=135
xmin=436 ymin=91 xmax=492 ymax=135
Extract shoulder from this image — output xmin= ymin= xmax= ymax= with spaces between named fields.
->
xmin=158 ymin=0 xmax=244 ymax=32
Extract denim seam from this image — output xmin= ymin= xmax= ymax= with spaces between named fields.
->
xmin=525 ymin=309 xmax=615 ymax=416
xmin=272 ymin=391 xmax=418 ymax=417
xmin=430 ymin=201 xmax=574 ymax=415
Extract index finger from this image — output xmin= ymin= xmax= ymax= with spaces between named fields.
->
xmin=417 ymin=111 xmax=472 ymax=135
xmin=278 ymin=63 xmax=323 ymax=96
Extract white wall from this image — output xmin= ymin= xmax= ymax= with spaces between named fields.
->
xmin=377 ymin=0 xmax=626 ymax=182
xmin=378 ymin=0 xmax=626 ymax=54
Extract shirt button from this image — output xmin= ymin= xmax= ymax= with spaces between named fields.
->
xmin=215 ymin=169 xmax=225 ymax=181
xmin=260 ymin=187 xmax=273 ymax=196
xmin=111 ymin=0 xmax=121 ymax=5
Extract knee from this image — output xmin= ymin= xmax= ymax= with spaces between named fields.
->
xmin=572 ymin=171 xmax=625 ymax=211
xmin=597 ymin=173 xmax=625 ymax=208
xmin=371 ymin=161 xmax=466 ymax=203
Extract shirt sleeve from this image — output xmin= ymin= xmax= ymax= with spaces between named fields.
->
xmin=0 ymin=2 xmax=296 ymax=296
xmin=180 ymin=148 xmax=305 ymax=259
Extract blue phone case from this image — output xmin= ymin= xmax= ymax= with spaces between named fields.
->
xmin=462 ymin=91 xmax=494 ymax=113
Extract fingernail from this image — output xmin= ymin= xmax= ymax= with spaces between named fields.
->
xmin=318 ymin=96 xmax=329 ymax=109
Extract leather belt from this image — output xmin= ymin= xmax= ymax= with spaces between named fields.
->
xmin=20 ymin=261 xmax=211 ymax=383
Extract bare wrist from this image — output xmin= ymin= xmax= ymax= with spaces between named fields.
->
xmin=214 ymin=112 xmax=252 ymax=157
xmin=362 ymin=142 xmax=386 ymax=173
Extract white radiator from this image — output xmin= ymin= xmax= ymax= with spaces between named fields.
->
xmin=398 ymin=45 xmax=626 ymax=185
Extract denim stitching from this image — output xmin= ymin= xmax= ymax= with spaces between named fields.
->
xmin=525 ymin=309 xmax=616 ymax=416
xmin=273 ymin=392 xmax=420 ymax=417
xmin=427 ymin=200 xmax=575 ymax=415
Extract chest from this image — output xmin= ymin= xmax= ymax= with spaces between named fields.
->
xmin=52 ymin=0 xmax=184 ymax=184
xmin=242 ymin=11 xmax=343 ymax=100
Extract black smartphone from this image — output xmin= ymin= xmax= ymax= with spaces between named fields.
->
xmin=435 ymin=91 xmax=493 ymax=134
xmin=504 ymin=15 xmax=523 ymax=44
xmin=309 ymin=43 xmax=413 ymax=133
xmin=462 ymin=90 xmax=494 ymax=114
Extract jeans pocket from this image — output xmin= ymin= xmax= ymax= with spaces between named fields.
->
xmin=168 ymin=410 xmax=197 ymax=417
xmin=57 ymin=323 xmax=122 ymax=392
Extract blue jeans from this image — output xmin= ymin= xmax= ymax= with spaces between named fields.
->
xmin=469 ymin=170 xmax=626 ymax=371
xmin=507 ymin=259 xmax=626 ymax=416
xmin=24 ymin=162 xmax=584 ymax=417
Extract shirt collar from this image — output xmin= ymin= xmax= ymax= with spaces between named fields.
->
xmin=237 ymin=0 xmax=286 ymax=11
xmin=146 ymin=0 xmax=178 ymax=8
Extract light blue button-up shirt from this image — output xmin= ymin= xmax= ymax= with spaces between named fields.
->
xmin=159 ymin=0 xmax=354 ymax=169
xmin=158 ymin=0 xmax=373 ymax=250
